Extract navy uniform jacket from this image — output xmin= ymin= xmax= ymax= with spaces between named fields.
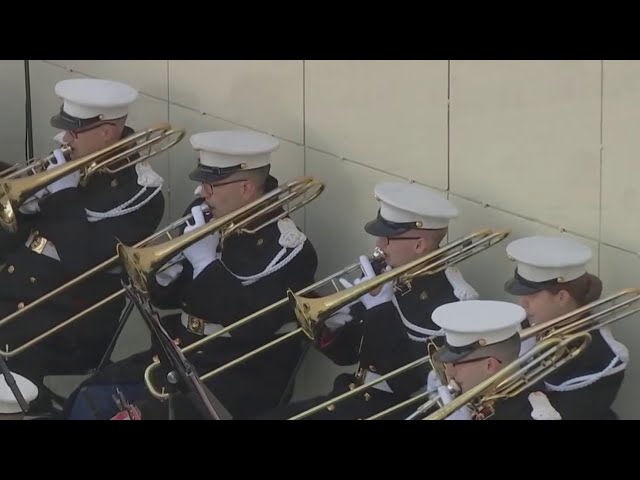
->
xmin=148 ymin=177 xmax=318 ymax=418
xmin=536 ymin=328 xmax=626 ymax=420
xmin=260 ymin=267 xmax=477 ymax=420
xmin=465 ymin=328 xmax=625 ymax=421
xmin=63 ymin=175 xmax=319 ymax=420
xmin=0 ymin=126 xmax=165 ymax=384
xmin=485 ymin=386 xmax=563 ymax=421
xmin=422 ymin=378 xmax=562 ymax=421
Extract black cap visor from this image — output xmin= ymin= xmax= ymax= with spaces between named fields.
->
xmin=364 ymin=210 xmax=415 ymax=237
xmin=504 ymin=269 xmax=559 ymax=296
xmin=433 ymin=340 xmax=484 ymax=364
xmin=189 ymin=163 xmax=242 ymax=184
xmin=50 ymin=106 xmax=102 ymax=131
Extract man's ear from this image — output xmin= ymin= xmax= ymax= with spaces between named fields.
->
xmin=415 ymin=236 xmax=427 ymax=254
xmin=240 ymin=178 xmax=254 ymax=197
xmin=101 ymin=123 xmax=119 ymax=140
xmin=556 ymin=289 xmax=571 ymax=306
xmin=486 ymin=357 xmax=502 ymax=374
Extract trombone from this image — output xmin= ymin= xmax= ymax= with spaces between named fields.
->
xmin=519 ymin=287 xmax=640 ymax=341
xmin=142 ymin=247 xmax=385 ymax=400
xmin=0 ymin=122 xmax=185 ymax=233
xmin=374 ymin=286 xmax=640 ymax=421
xmin=142 ymin=227 xmax=511 ymax=401
xmin=0 ymin=123 xmax=186 ymax=358
xmin=421 ymin=331 xmax=592 ymax=420
xmin=288 ymin=228 xmax=511 ymax=343
xmin=117 ymin=176 xmax=325 ymax=295
xmin=0 ymin=207 xmax=207 ymax=359
xmin=0 ymin=145 xmax=73 ymax=179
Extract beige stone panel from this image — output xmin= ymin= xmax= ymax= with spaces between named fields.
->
xmin=305 ymin=60 xmax=449 ymax=189
xmin=450 ymin=60 xmax=601 ymax=239
xmin=168 ymin=60 xmax=303 ymax=144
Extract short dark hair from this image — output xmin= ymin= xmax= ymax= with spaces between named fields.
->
xmin=463 ymin=333 xmax=521 ymax=365
xmin=244 ymin=165 xmax=271 ymax=191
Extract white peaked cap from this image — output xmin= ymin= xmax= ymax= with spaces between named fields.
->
xmin=431 ymin=300 xmax=526 ymax=363
xmin=365 ymin=181 xmax=458 ymax=236
xmin=188 ymin=130 xmax=280 ymax=183
xmin=50 ymin=78 xmax=138 ymax=130
xmin=504 ymin=236 xmax=593 ymax=295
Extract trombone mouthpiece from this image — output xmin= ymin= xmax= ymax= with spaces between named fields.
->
xmin=370 ymin=247 xmax=387 ymax=275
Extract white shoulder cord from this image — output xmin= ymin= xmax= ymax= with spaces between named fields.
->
xmin=544 ymin=327 xmax=629 ymax=392
xmin=85 ymin=163 xmax=164 ymax=223
xmin=219 ymin=218 xmax=307 ymax=287
xmin=391 ymin=266 xmax=478 ymax=343
xmin=86 ymin=185 xmax=163 ymax=222
xmin=444 ymin=267 xmax=479 ymax=301
xmin=391 ymin=295 xmax=445 ymax=343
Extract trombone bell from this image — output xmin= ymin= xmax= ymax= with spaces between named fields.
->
xmin=0 ymin=145 xmax=73 ymax=233
xmin=118 ymin=176 xmax=324 ymax=295
xmin=0 ymin=124 xmax=185 ymax=233
xmin=287 ymin=291 xmax=325 ymax=341
xmin=286 ymin=228 xmax=511 ymax=344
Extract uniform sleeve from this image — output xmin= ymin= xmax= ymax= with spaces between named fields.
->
xmin=147 ymin=261 xmax=193 ymax=310
xmin=145 ymin=199 xmax=208 ymax=310
xmin=179 ymin=241 xmax=318 ymax=346
xmin=37 ymin=186 xmax=165 ymax=276
xmin=0 ymin=211 xmax=36 ymax=261
xmin=315 ymin=304 xmax=367 ymax=366
xmin=359 ymin=302 xmax=430 ymax=396
xmin=543 ymin=371 xmax=624 ymax=420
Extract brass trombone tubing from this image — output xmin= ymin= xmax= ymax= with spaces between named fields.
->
xmin=423 ymin=331 xmax=592 ymax=420
xmin=520 ymin=287 xmax=640 ymax=341
xmin=145 ymin=329 xmax=304 ymax=400
xmin=0 ymin=145 xmax=73 ymax=180
xmin=399 ymin=288 xmax=640 ymax=421
xmin=366 ymin=388 xmax=437 ymax=420
xmin=0 ymin=206 xmax=207 ymax=357
xmin=341 ymin=289 xmax=640 ymax=421
xmin=288 ymin=355 xmax=433 ymax=420
xmin=144 ymin=228 xmax=510 ymax=401
xmin=117 ymin=176 xmax=325 ymax=295
xmin=0 ymin=123 xmax=185 ymax=233
xmin=143 ymin=251 xmax=383 ymax=400
xmin=0 ymin=289 xmax=125 ymax=357
xmin=176 ymin=252 xmax=379 ymax=357
xmin=0 ymin=206 xmax=204 ymax=329
xmin=288 ymin=228 xmax=511 ymax=342
xmin=287 ymin=351 xmax=451 ymax=420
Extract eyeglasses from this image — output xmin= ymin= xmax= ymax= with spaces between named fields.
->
xmin=201 ymin=178 xmax=248 ymax=194
xmin=451 ymin=356 xmax=502 ymax=367
xmin=66 ymin=121 xmax=116 ymax=139
xmin=379 ymin=236 xmax=421 ymax=246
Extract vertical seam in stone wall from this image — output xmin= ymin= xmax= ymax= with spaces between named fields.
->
xmin=166 ymin=60 xmax=172 ymax=219
xmin=598 ymin=60 xmax=604 ymax=276
xmin=24 ymin=60 xmax=33 ymax=161
xmin=302 ymin=60 xmax=307 ymax=233
xmin=447 ymin=60 xmax=451 ymax=193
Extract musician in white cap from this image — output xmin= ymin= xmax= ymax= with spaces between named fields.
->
xmin=420 ymin=299 xmax=564 ymax=420
xmin=502 ymin=235 xmax=628 ymax=420
xmin=63 ymin=129 xmax=318 ymax=420
xmin=261 ymin=181 xmax=479 ymax=420
xmin=0 ymin=77 xmax=166 ymax=413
